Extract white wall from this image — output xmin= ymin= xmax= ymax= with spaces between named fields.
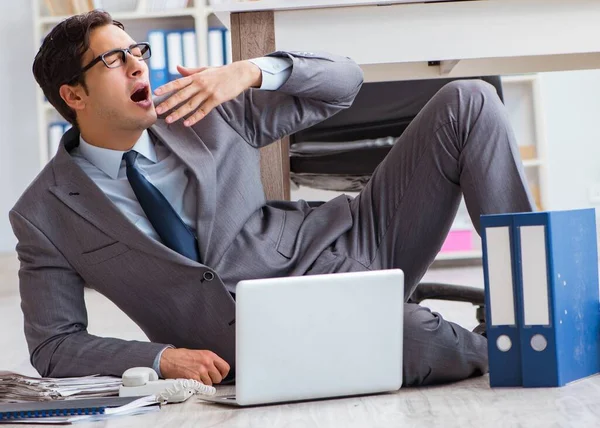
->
xmin=539 ymin=69 xmax=600 ymax=213
xmin=0 ymin=1 xmax=41 ymax=252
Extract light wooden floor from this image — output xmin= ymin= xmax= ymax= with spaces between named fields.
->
xmin=2 ymin=252 xmax=600 ymax=427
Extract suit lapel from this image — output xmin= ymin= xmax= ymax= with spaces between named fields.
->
xmin=149 ymin=120 xmax=216 ymax=262
xmin=49 ymin=126 xmax=200 ymax=268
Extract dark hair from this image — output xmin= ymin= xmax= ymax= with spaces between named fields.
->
xmin=32 ymin=10 xmax=124 ymax=126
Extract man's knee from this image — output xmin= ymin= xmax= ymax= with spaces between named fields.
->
xmin=429 ymin=79 xmax=502 ymax=117
xmin=440 ymin=79 xmax=500 ymax=101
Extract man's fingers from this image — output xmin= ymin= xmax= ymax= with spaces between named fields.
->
xmin=156 ymin=84 xmax=200 ymax=118
xmin=198 ymin=98 xmax=220 ymax=119
xmin=213 ymin=357 xmax=231 ymax=378
xmin=153 ymin=74 xmax=194 ymax=97
xmin=182 ymin=97 xmax=220 ymax=127
xmin=198 ymin=372 xmax=213 ymax=386
xmin=166 ymin=92 xmax=209 ymax=124
xmin=182 ymin=108 xmax=205 ymax=127
xmin=177 ymin=64 xmax=209 ymax=76
xmin=207 ymin=367 xmax=223 ymax=384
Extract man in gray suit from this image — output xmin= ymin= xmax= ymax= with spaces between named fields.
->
xmin=10 ymin=10 xmax=534 ymax=386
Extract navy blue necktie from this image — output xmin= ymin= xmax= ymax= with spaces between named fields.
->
xmin=124 ymin=151 xmax=200 ymax=262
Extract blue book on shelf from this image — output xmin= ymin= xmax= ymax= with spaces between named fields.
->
xmin=147 ymin=30 xmax=169 ymax=92
xmin=166 ymin=30 xmax=184 ymax=82
xmin=181 ymin=29 xmax=198 ymax=69
xmin=481 ymin=213 xmax=523 ymax=387
xmin=208 ymin=27 xmax=226 ymax=67
xmin=512 ymin=209 xmax=600 ymax=387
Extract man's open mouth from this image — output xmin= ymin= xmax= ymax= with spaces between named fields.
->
xmin=130 ymin=85 xmax=150 ymax=102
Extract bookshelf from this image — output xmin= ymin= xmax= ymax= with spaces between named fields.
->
xmin=33 ymin=0 xmax=229 ymax=167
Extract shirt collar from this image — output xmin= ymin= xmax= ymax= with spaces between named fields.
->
xmin=79 ymin=130 xmax=157 ymax=179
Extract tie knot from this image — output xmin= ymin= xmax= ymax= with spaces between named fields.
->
xmin=123 ymin=150 xmax=138 ymax=167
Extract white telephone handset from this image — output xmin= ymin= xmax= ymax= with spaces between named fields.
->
xmin=119 ymin=367 xmax=216 ymax=403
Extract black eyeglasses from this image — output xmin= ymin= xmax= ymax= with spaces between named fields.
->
xmin=80 ymin=42 xmax=151 ymax=74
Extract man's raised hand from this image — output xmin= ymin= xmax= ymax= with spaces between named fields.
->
xmin=154 ymin=61 xmax=262 ymax=127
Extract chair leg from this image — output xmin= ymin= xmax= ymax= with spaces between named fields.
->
xmin=476 ymin=306 xmax=485 ymax=324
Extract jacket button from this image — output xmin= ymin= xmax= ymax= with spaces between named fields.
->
xmin=203 ymin=271 xmax=215 ymax=282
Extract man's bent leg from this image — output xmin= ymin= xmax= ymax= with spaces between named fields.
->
xmin=402 ymin=303 xmax=487 ymax=386
xmin=333 ymin=80 xmax=534 ymax=385
xmin=337 ymin=79 xmax=535 ymax=293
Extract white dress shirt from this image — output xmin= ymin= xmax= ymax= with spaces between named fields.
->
xmin=70 ymin=56 xmax=292 ymax=378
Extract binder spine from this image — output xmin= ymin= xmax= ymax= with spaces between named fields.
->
xmin=182 ymin=29 xmax=198 ymax=69
xmin=166 ymin=30 xmax=184 ymax=81
xmin=514 ymin=214 xmax=558 ymax=387
xmin=207 ymin=27 xmax=225 ymax=67
xmin=147 ymin=30 xmax=169 ymax=91
xmin=0 ymin=407 xmax=106 ymax=419
xmin=481 ymin=214 xmax=522 ymax=387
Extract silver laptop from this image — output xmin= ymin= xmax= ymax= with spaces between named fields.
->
xmin=201 ymin=269 xmax=404 ymax=406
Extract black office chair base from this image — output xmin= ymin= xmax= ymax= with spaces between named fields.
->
xmin=410 ymin=282 xmax=486 ymax=324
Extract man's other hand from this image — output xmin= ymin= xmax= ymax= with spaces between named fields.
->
xmin=159 ymin=348 xmax=231 ymax=385
xmin=153 ymin=61 xmax=262 ymax=127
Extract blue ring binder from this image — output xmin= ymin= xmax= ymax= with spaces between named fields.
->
xmin=0 ymin=396 xmax=140 ymax=420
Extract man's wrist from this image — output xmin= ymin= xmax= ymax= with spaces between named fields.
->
xmin=246 ymin=57 xmax=293 ymax=91
xmin=242 ymin=60 xmax=263 ymax=89
xmin=157 ymin=346 xmax=175 ymax=378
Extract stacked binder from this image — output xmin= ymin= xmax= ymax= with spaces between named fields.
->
xmin=481 ymin=208 xmax=600 ymax=387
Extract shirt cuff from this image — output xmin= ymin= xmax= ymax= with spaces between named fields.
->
xmin=247 ymin=57 xmax=293 ymax=91
xmin=153 ymin=345 xmax=174 ymax=379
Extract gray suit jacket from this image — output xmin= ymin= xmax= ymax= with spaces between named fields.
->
xmin=9 ymin=51 xmax=363 ymax=378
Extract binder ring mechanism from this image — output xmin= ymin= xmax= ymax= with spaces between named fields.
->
xmin=496 ymin=335 xmax=512 ymax=352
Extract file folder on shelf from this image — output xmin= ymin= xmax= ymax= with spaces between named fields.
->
xmin=513 ymin=209 xmax=600 ymax=387
xmin=481 ymin=213 xmax=523 ymax=387
xmin=182 ymin=30 xmax=198 ymax=69
xmin=208 ymin=27 xmax=226 ymax=67
xmin=166 ymin=30 xmax=184 ymax=81
xmin=147 ymin=30 xmax=169 ymax=92
xmin=225 ymin=29 xmax=232 ymax=64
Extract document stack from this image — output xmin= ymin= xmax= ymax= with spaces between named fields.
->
xmin=481 ymin=208 xmax=600 ymax=388
xmin=0 ymin=371 xmax=122 ymax=403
